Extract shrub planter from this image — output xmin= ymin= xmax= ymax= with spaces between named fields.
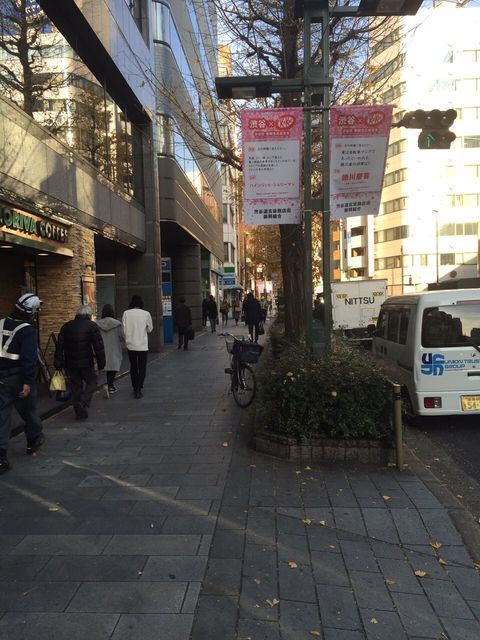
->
xmin=254 ymin=430 xmax=393 ymax=464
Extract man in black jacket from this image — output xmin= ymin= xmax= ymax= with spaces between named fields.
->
xmin=54 ymin=305 xmax=105 ymax=419
xmin=206 ymin=295 xmax=218 ymax=333
xmin=173 ymin=297 xmax=192 ymax=350
xmin=0 ymin=293 xmax=45 ymax=474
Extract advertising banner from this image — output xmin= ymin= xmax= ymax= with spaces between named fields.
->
xmin=241 ymin=108 xmax=303 ymax=226
xmin=329 ymin=105 xmax=393 ymax=220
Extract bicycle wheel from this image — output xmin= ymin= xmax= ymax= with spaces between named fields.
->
xmin=232 ymin=363 xmax=256 ymax=408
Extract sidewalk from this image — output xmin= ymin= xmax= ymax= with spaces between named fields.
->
xmin=2 ymin=323 xmax=480 ymax=639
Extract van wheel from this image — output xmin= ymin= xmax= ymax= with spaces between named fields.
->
xmin=402 ymin=390 xmax=422 ymax=427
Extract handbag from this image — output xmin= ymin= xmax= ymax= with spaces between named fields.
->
xmin=56 ymin=389 xmax=72 ymax=402
xmin=258 ymin=322 xmax=265 ymax=336
xmin=49 ymin=370 xmax=66 ymax=392
xmin=186 ymin=326 xmax=195 ymax=341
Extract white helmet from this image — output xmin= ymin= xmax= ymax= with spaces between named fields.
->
xmin=15 ymin=293 xmax=42 ymax=315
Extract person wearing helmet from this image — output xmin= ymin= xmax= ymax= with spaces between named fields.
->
xmin=0 ymin=293 xmax=45 ymax=474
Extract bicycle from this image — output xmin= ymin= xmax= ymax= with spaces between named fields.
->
xmin=223 ymin=333 xmax=263 ymax=408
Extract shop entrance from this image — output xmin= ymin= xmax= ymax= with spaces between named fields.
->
xmin=0 ymin=252 xmax=38 ymax=318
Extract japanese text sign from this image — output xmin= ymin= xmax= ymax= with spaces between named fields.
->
xmin=329 ymin=105 xmax=393 ymax=220
xmin=241 ymin=108 xmax=303 ymax=226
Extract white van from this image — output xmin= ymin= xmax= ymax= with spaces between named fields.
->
xmin=372 ymin=289 xmax=480 ymax=419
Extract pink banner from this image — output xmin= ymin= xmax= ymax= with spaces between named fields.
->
xmin=330 ymin=105 xmax=393 ymax=220
xmin=241 ymin=108 xmax=303 ymax=226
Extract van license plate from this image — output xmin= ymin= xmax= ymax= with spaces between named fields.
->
xmin=461 ymin=396 xmax=480 ymax=411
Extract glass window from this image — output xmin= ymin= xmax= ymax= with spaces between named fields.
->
xmin=440 ymin=253 xmax=455 ymax=265
xmin=398 ymin=309 xmax=410 ymax=344
xmin=376 ymin=310 xmax=387 ymax=339
xmin=422 ymin=303 xmax=480 ymax=348
xmin=387 ymin=310 xmax=400 ymax=342
xmin=465 ymin=222 xmax=478 ymax=235
xmin=464 ymin=136 xmax=480 ymax=148
xmin=152 ymin=1 xmax=170 ymax=42
xmin=440 ymin=223 xmax=454 ymax=236
xmin=223 ymin=242 xmax=229 ymax=262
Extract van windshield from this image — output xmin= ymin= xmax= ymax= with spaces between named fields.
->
xmin=422 ymin=303 xmax=480 ymax=348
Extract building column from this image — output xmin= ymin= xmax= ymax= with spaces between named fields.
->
xmin=173 ymin=244 xmax=202 ymax=329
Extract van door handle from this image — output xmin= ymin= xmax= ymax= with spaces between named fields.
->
xmin=468 ymin=371 xmax=480 ymax=377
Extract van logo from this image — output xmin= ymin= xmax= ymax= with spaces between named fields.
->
xmin=421 ymin=353 xmax=445 ymax=376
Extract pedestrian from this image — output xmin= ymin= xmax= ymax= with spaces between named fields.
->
xmin=173 ymin=296 xmax=192 ymax=351
xmin=201 ymin=297 xmax=209 ymax=327
xmin=122 ymin=295 xmax=153 ymax=399
xmin=206 ymin=294 xmax=218 ymax=333
xmin=0 ymin=294 xmax=45 ymax=474
xmin=54 ymin=305 xmax=105 ymax=420
xmin=243 ymin=292 xmax=263 ymax=343
xmin=220 ymin=298 xmax=230 ymax=326
xmin=261 ymin=298 xmax=269 ymax=323
xmin=233 ymin=298 xmax=241 ymax=326
xmin=96 ymin=304 xmax=124 ymax=395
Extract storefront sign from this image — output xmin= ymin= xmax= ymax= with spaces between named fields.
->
xmin=329 ymin=105 xmax=393 ymax=220
xmin=241 ymin=108 xmax=303 ymax=226
xmin=0 ymin=204 xmax=69 ymax=243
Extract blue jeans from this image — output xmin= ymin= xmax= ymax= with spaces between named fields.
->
xmin=0 ymin=372 xmax=43 ymax=451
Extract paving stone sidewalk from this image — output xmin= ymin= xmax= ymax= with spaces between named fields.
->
xmin=2 ymin=324 xmax=480 ymax=640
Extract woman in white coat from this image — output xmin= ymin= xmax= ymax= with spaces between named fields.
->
xmin=96 ymin=304 xmax=124 ymax=394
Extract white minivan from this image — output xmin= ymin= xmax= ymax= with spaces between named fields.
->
xmin=372 ymin=289 xmax=480 ymax=419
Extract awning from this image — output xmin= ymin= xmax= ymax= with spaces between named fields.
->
xmin=221 ymin=284 xmax=244 ymax=291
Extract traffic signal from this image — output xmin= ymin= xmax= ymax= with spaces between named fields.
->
xmin=393 ymin=109 xmax=457 ymax=149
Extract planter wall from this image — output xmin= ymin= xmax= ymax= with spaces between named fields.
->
xmin=254 ymin=430 xmax=393 ymax=464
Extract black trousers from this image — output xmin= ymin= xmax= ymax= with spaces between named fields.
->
xmin=0 ymin=372 xmax=43 ymax=450
xmin=128 ymin=350 xmax=147 ymax=392
xmin=248 ymin=322 xmax=259 ymax=343
xmin=178 ymin=327 xmax=189 ymax=350
xmin=68 ymin=367 xmax=98 ymax=409
xmin=106 ymin=371 xmax=116 ymax=388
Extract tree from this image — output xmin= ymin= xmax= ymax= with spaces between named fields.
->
xmin=0 ymin=0 xmax=69 ymax=117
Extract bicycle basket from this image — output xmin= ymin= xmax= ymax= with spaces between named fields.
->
xmin=226 ymin=338 xmax=236 ymax=354
xmin=237 ymin=342 xmax=264 ymax=364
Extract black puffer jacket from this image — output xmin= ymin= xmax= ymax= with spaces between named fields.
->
xmin=54 ymin=316 xmax=105 ymax=371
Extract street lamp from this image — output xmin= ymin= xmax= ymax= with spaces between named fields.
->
xmin=216 ymin=0 xmax=424 ymax=351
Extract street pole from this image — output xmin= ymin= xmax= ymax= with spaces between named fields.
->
xmin=303 ymin=11 xmax=313 ymax=351
xmin=321 ymin=0 xmax=332 ymax=351
xmin=434 ymin=209 xmax=439 ymax=285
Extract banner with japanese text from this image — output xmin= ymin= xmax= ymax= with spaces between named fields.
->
xmin=329 ymin=105 xmax=393 ymax=220
xmin=241 ymin=107 xmax=303 ymax=226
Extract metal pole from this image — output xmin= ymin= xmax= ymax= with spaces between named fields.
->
xmin=321 ymin=3 xmax=332 ymax=351
xmin=304 ymin=11 xmax=313 ymax=351
xmin=393 ymin=383 xmax=404 ymax=470
xmin=434 ymin=209 xmax=439 ymax=284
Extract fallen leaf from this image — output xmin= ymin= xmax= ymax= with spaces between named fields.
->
xmin=430 ymin=541 xmax=443 ymax=550
xmin=414 ymin=570 xmax=427 ymax=577
xmin=48 ymin=507 xmax=59 ymax=512
xmin=370 ymin=617 xmax=378 ymax=624
xmin=434 ymin=457 xmax=440 ymax=461
xmin=255 ymin=604 xmax=260 ymax=608
xmin=328 ymin=545 xmax=336 ymax=549
xmin=385 ymin=579 xmax=396 ymax=585
xmin=310 ymin=632 xmax=321 ymax=637
xmin=288 ymin=561 xmax=298 ymax=569
xmin=254 ymin=578 xmax=261 ymax=585
xmin=319 ymin=520 xmax=326 ymax=526
xmin=138 ymin=571 xmax=143 ymax=575
xmin=302 ymin=518 xmax=312 ymax=525
xmin=295 ymin=470 xmax=302 ymax=475
xmin=474 ymin=563 xmax=480 ymax=572
xmin=249 ymin=464 xmax=256 ymax=468
xmin=438 ymin=558 xmax=447 ymax=566
xmin=456 ymin=494 xmax=463 ymax=499
xmin=387 ymin=462 xmax=396 ymax=468
xmin=382 ymin=495 xmax=391 ymax=501
xmin=222 ymin=442 xmax=229 ymax=447
xmin=305 ymin=465 xmax=312 ymax=471
xmin=266 ymin=598 xmax=280 ymax=607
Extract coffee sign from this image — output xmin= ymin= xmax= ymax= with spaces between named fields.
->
xmin=0 ymin=205 xmax=69 ymax=243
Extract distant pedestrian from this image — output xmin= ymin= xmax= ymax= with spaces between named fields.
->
xmin=261 ymin=298 xmax=269 ymax=323
xmin=206 ymin=295 xmax=218 ymax=333
xmin=220 ymin=298 xmax=230 ymax=326
xmin=96 ymin=304 xmax=124 ymax=395
xmin=122 ymin=295 xmax=153 ymax=399
xmin=54 ymin=305 xmax=105 ymax=420
xmin=201 ymin=297 xmax=209 ymax=326
xmin=233 ymin=299 xmax=241 ymax=326
xmin=0 ymin=294 xmax=45 ymax=474
xmin=243 ymin=292 xmax=263 ymax=343
xmin=173 ymin=297 xmax=192 ymax=351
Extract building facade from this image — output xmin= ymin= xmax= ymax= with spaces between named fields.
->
xmin=334 ymin=2 xmax=480 ymax=296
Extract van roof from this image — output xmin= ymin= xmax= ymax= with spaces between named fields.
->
xmin=382 ymin=289 xmax=480 ymax=307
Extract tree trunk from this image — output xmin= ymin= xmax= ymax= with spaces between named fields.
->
xmin=280 ymin=223 xmax=304 ymax=340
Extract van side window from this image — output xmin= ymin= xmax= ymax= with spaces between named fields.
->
xmin=422 ymin=307 xmax=464 ymax=347
xmin=398 ymin=309 xmax=410 ymax=344
xmin=387 ymin=310 xmax=400 ymax=342
xmin=376 ymin=310 xmax=387 ymax=338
